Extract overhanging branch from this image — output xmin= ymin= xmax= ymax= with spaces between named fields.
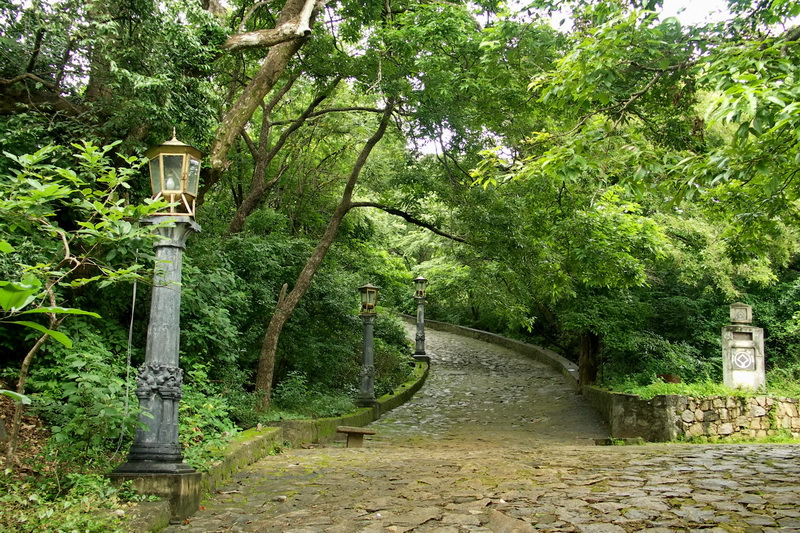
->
xmin=349 ymin=202 xmax=468 ymax=243
xmin=223 ymin=0 xmax=323 ymax=52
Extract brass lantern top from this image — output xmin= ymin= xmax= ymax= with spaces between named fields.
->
xmin=358 ymin=284 xmax=380 ymax=315
xmin=413 ymin=276 xmax=427 ymax=298
xmin=145 ymin=131 xmax=202 ymax=217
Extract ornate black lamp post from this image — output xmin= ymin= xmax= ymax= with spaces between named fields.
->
xmin=357 ymin=284 xmax=379 ymax=408
xmin=114 ymin=133 xmax=201 ymax=475
xmin=413 ymin=276 xmax=427 ymax=360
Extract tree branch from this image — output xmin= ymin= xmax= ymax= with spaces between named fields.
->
xmin=211 ymin=0 xmax=323 ymax=170
xmin=227 ymin=77 xmax=341 ymax=233
xmin=269 ymin=106 xmax=386 ymax=126
xmin=223 ymin=0 xmax=322 ymax=52
xmin=349 ymin=202 xmax=468 ymax=243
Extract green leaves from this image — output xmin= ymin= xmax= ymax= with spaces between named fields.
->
xmin=0 ymin=390 xmax=31 ymax=405
xmin=6 ymin=321 xmax=73 ymax=348
xmin=0 ymin=275 xmax=41 ymax=313
xmin=0 ymin=141 xmax=161 ymax=351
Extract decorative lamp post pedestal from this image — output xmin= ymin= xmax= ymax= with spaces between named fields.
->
xmin=357 ymin=284 xmax=379 ymax=411
xmin=114 ymin=217 xmax=199 ymax=474
xmin=110 ymin=218 xmax=202 ymax=522
xmin=413 ymin=276 xmax=430 ymax=363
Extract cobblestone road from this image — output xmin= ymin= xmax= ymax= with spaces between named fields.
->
xmin=166 ymin=326 xmax=800 ymax=533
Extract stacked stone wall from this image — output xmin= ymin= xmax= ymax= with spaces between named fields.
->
xmin=679 ymin=396 xmax=800 ymax=440
xmin=582 ymin=387 xmax=800 ymax=441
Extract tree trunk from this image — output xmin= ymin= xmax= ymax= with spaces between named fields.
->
xmin=578 ymin=330 xmax=600 ymax=386
xmin=210 ymin=0 xmax=322 ymax=171
xmin=254 ymin=102 xmax=395 ymax=409
xmin=5 ymin=323 xmax=58 ymax=466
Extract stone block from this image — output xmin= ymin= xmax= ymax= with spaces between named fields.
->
xmin=704 ymin=411 xmax=719 ymax=422
xmin=718 ymin=423 xmax=734 ymax=435
xmin=735 ymin=416 xmax=748 ymax=427
xmin=713 ymin=398 xmax=725 ymax=409
xmin=756 ymin=429 xmax=768 ymax=437
xmin=687 ymin=424 xmax=706 ymax=437
xmin=700 ymin=399 xmax=711 ymax=411
xmin=718 ymin=408 xmax=729 ymax=420
xmin=681 ymin=410 xmax=695 ymax=423
xmin=751 ymin=405 xmax=767 ymax=417
xmin=792 ymin=418 xmax=800 ymax=429
xmin=695 ymin=409 xmax=705 ymax=422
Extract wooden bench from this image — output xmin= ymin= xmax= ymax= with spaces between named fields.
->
xmin=336 ymin=426 xmax=376 ymax=448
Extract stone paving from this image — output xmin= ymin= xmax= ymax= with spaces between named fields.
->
xmin=165 ymin=326 xmax=800 ymax=533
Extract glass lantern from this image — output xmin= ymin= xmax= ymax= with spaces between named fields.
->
xmin=145 ymin=131 xmax=202 ymax=216
xmin=358 ymin=284 xmax=379 ymax=315
xmin=413 ymin=276 xmax=428 ymax=299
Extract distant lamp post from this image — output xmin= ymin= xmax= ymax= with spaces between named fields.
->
xmin=113 ymin=132 xmax=202 ymax=476
xmin=413 ymin=276 xmax=428 ymax=360
xmin=357 ymin=284 xmax=379 ymax=408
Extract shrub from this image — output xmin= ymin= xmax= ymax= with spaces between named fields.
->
xmin=0 ymin=473 xmax=130 ymax=533
xmin=27 ymin=323 xmax=139 ymax=462
xmin=179 ymin=363 xmax=239 ymax=470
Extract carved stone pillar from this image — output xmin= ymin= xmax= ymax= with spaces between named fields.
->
xmin=114 ymin=217 xmax=200 ymax=474
xmin=414 ymin=296 xmax=426 ymax=357
xmin=357 ymin=313 xmax=377 ymax=407
xmin=722 ymin=302 xmax=765 ymax=390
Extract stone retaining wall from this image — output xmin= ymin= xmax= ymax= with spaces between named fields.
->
xmin=582 ymin=387 xmax=685 ymax=442
xmin=582 ymin=387 xmax=800 ymax=441
xmin=679 ymin=395 xmax=800 ymax=439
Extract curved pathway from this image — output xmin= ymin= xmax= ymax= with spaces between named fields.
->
xmin=372 ymin=324 xmax=608 ymax=444
xmin=166 ymin=325 xmax=800 ymax=533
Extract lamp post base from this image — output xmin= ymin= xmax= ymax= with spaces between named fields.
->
xmin=356 ymin=397 xmax=378 ymax=408
xmin=108 ymin=470 xmax=202 ymax=524
xmin=413 ymin=353 xmax=431 ymax=363
xmin=356 ymin=397 xmax=379 ymax=418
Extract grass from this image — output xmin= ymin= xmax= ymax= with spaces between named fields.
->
xmin=606 ymin=379 xmax=800 ymax=400
xmin=683 ymin=430 xmax=800 ymax=445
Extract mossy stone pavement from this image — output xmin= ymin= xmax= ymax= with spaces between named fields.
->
xmin=164 ymin=326 xmax=800 ymax=532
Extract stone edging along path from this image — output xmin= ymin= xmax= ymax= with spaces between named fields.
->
xmin=128 ymin=361 xmax=429 ymax=531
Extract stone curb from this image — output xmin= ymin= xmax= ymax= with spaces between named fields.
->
xmin=129 ymin=360 xmax=429 ymax=532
